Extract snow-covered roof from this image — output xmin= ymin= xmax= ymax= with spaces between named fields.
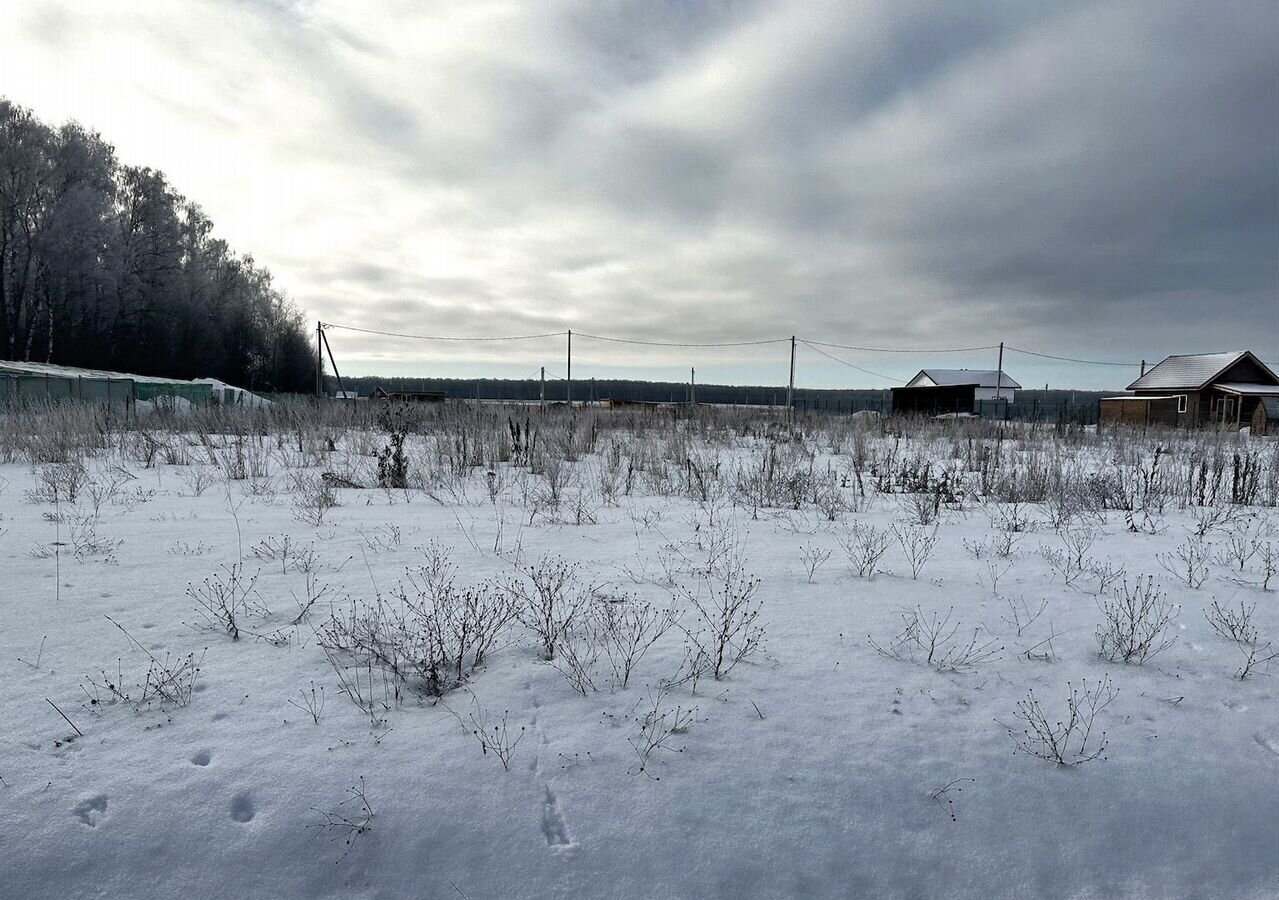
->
xmin=1127 ymin=351 xmax=1278 ymax=391
xmin=1215 ymin=383 xmax=1279 ymax=396
xmin=906 ymin=369 xmax=1021 ymax=389
xmin=0 ymin=358 xmax=184 ymax=384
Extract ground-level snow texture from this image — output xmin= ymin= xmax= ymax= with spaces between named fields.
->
xmin=1 ymin=429 xmax=1277 ymax=900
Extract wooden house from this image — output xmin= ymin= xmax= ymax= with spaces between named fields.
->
xmin=1099 ymin=351 xmax=1279 ymax=429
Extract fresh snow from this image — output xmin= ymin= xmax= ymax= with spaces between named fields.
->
xmin=1 ymin=420 xmax=1277 ymax=900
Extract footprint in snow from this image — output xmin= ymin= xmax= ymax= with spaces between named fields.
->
xmin=230 ymin=792 xmax=256 ymax=822
xmin=72 ymin=795 xmax=108 ymax=827
xmin=541 ymin=786 xmax=573 ymax=851
xmin=1254 ymin=735 xmax=1279 ymax=758
xmin=191 ymin=750 xmax=212 ymax=767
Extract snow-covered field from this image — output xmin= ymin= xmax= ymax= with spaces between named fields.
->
xmin=2 ymin=406 xmax=1277 ymax=900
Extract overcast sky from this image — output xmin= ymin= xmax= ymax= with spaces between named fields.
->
xmin=1 ymin=0 xmax=1275 ymax=390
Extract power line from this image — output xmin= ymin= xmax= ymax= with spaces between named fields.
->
xmin=322 ymin=318 xmax=1152 ymax=372
xmin=1004 ymin=346 xmax=1141 ymax=367
xmin=322 ymin=322 xmax=566 ymax=342
xmin=802 ymin=338 xmax=996 ymax=354
xmin=798 ymin=340 xmax=901 ymax=384
xmin=573 ymin=331 xmax=788 ymax=348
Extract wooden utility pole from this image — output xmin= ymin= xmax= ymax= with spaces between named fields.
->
xmin=690 ymin=367 xmax=696 ymax=405
xmin=315 ymin=321 xmax=323 ymax=397
xmin=320 ymin=329 xmax=347 ymax=400
xmin=539 ymin=366 xmax=546 ymax=410
xmin=566 ymin=329 xmax=572 ymax=407
xmin=995 ymin=341 xmax=1005 ymax=401
xmin=787 ymin=336 xmax=796 ymax=424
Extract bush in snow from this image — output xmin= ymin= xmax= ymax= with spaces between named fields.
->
xmin=627 ymin=684 xmax=698 ymax=779
xmin=1156 ymin=537 xmax=1211 ymax=589
xmin=1204 ymin=599 xmax=1258 ymax=646
xmin=1005 ymin=676 xmax=1117 ymax=767
xmin=838 ymin=522 xmax=892 ymax=579
xmin=503 ymin=554 xmax=595 ymax=661
xmin=186 ymin=563 xmax=266 ymax=641
xmin=672 ymin=547 xmax=764 ymax=682
xmin=1095 ymin=576 xmax=1179 ymax=664
xmin=869 ymin=606 xmax=1002 ymax=673
xmin=892 ymin=521 xmax=939 ymax=580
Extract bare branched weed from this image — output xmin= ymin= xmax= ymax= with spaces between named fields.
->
xmin=627 ymin=684 xmax=698 ymax=779
xmin=1204 ymin=599 xmax=1258 ymax=645
xmin=799 ymin=542 xmax=832 ymax=583
xmin=292 ymin=475 xmax=339 ymax=526
xmin=672 ymin=544 xmax=765 ymax=682
xmin=892 ymin=522 xmax=939 ymax=580
xmin=309 ymin=777 xmax=374 ymax=856
xmin=504 ymin=554 xmax=595 ymax=661
xmin=869 ymin=606 xmax=1002 ymax=673
xmin=1096 ymin=576 xmax=1179 ymax=664
xmin=1039 ymin=527 xmax=1097 ymax=586
xmin=838 ymin=522 xmax=892 ymax=579
xmin=1156 ymin=538 xmax=1211 ymax=589
xmin=468 ymin=707 xmax=526 ymax=771
xmin=82 ymin=616 xmax=205 ymax=711
xmin=1004 ymin=676 xmax=1117 ymax=767
xmin=186 ymin=564 xmax=267 ymax=641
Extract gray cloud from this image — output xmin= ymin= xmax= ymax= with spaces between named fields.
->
xmin=3 ymin=0 xmax=1273 ymax=386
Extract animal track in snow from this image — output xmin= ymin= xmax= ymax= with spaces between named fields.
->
xmin=72 ymin=794 xmax=108 ymax=827
xmin=526 ymin=682 xmax=574 ymax=850
xmin=230 ymin=792 xmax=256 ymax=822
xmin=191 ymin=750 xmax=212 ymax=766
xmin=541 ymin=786 xmax=573 ymax=850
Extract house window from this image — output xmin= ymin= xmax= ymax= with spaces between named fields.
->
xmin=1177 ymin=395 xmax=1187 ymax=414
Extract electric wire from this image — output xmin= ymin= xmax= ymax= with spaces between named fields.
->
xmin=320 ymin=319 xmax=1150 ymax=374
xmin=321 ymin=323 xmax=566 ymax=342
xmin=1004 ymin=346 xmax=1142 ymax=367
xmin=798 ymin=340 xmax=901 ymax=384
xmin=802 ymin=338 xmax=997 ymax=354
xmin=572 ymin=329 xmax=787 ymax=345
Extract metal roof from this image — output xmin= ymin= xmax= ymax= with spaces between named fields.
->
xmin=906 ymin=369 xmax=1021 ymax=389
xmin=1101 ymin=395 xmax=1181 ymax=401
xmin=0 ymin=359 xmax=184 ymax=384
xmin=1127 ymin=351 xmax=1278 ymax=391
xmin=1216 ymin=383 xmax=1279 ymax=396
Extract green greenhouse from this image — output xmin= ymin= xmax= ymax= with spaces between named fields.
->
xmin=0 ymin=360 xmax=266 ymax=409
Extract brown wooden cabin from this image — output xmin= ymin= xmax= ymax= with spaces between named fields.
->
xmin=1100 ymin=351 xmax=1279 ymax=429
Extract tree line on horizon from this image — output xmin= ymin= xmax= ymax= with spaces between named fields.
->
xmin=0 ymin=99 xmax=313 ymax=391
xmin=335 ymin=373 xmax=1108 ymax=417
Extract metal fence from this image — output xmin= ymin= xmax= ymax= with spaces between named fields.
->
xmin=0 ymin=374 xmax=134 ymax=408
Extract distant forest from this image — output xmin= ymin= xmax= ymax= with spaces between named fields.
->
xmin=334 ymin=374 xmax=1109 ymax=421
xmin=0 ymin=99 xmax=313 ymax=392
